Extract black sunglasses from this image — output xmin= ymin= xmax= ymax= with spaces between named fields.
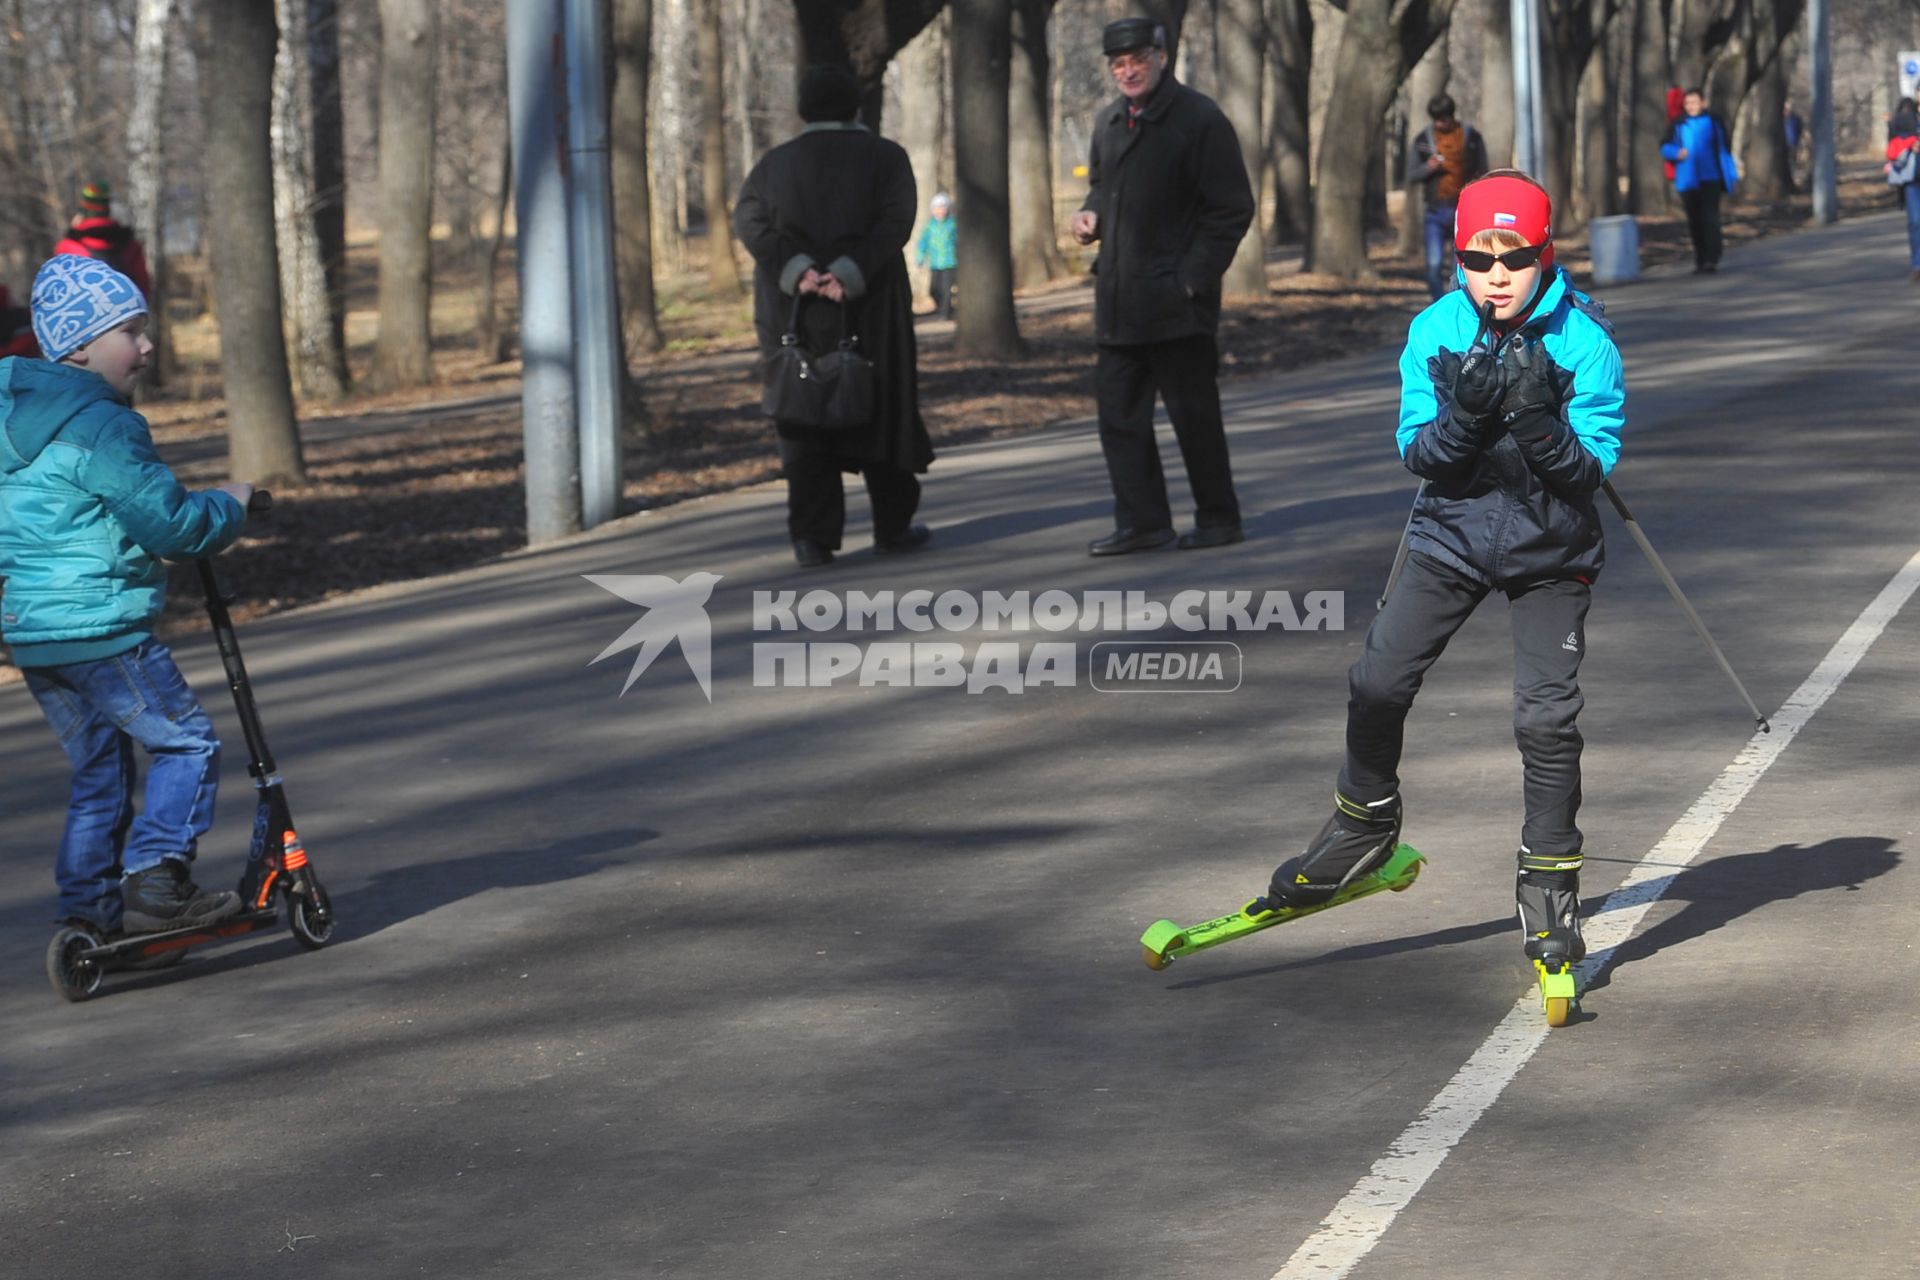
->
xmin=1457 ymin=242 xmax=1548 ymax=273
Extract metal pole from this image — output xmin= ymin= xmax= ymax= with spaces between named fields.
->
xmin=564 ymin=0 xmax=623 ymax=530
xmin=508 ymin=0 xmax=581 ymax=545
xmin=1807 ymin=0 xmax=1836 ymax=224
xmin=1510 ymin=0 xmax=1545 ymax=177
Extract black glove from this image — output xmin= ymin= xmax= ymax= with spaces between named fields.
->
xmin=1450 ymin=344 xmax=1505 ymax=423
xmin=1500 ymin=338 xmax=1560 ymax=446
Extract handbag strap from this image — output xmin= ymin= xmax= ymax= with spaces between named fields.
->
xmin=784 ymin=287 xmax=859 ymax=350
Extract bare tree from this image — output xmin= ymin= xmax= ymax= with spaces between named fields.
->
xmin=1011 ymin=0 xmax=1068 ymax=289
xmin=697 ymin=0 xmax=743 ymax=293
xmin=274 ymin=0 xmax=350 ymax=399
xmin=1625 ymin=0 xmax=1674 ymax=213
xmin=653 ymin=0 xmax=691 ymax=271
xmin=367 ymin=0 xmax=438 ymax=390
xmin=950 ymin=0 xmax=1025 ymax=358
xmin=893 ymin=16 xmax=948 ymax=303
xmin=612 ymin=0 xmax=665 ymax=353
xmin=1574 ymin=4 xmax=1621 ymax=224
xmin=1479 ymin=0 xmax=1514 ymax=168
xmin=193 ymin=0 xmax=305 ymax=485
xmin=1311 ymin=0 xmax=1456 ymax=278
xmin=1218 ymin=0 xmax=1269 ymax=294
xmin=1265 ymin=0 xmax=1312 ymax=243
xmin=307 ymin=0 xmax=350 ymax=379
xmin=1399 ymin=33 xmax=1450 ymax=258
xmin=476 ymin=135 xmax=513 ymax=362
xmin=794 ymin=0 xmax=949 ymax=79
xmin=125 ymin=0 xmax=174 ymax=388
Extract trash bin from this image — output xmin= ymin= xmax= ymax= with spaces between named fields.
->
xmin=1588 ymin=215 xmax=1640 ymax=287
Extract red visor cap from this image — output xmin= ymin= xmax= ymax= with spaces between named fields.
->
xmin=1454 ymin=177 xmax=1554 ymax=274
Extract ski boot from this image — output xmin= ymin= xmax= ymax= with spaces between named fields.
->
xmin=1259 ymin=792 xmax=1403 ymax=910
xmin=1517 ymin=847 xmax=1585 ymax=1028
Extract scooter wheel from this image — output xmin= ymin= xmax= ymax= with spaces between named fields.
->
xmin=47 ymin=926 xmax=105 ymax=1002
xmin=288 ymin=885 xmax=335 ymax=950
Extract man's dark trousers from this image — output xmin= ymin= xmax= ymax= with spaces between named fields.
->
xmin=1680 ymin=180 xmax=1725 ymax=268
xmin=1095 ymin=333 xmax=1241 ymax=533
xmin=1339 ymin=552 xmax=1591 ymax=856
xmin=778 ymin=435 xmax=921 ymax=550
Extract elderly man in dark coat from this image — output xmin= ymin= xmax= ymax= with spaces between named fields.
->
xmin=733 ymin=65 xmax=933 ymax=568
xmin=1071 ymin=18 xmax=1256 ymax=556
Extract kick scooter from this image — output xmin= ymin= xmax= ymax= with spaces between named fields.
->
xmin=46 ymin=492 xmax=336 ymax=1001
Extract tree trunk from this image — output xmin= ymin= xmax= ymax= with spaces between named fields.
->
xmin=895 ymin=17 xmax=947 ymax=306
xmin=273 ymin=0 xmax=350 ymax=400
xmin=950 ymin=0 xmax=1025 ymax=359
xmin=307 ymin=0 xmax=349 ymax=379
xmin=1400 ymin=33 xmax=1450 ymax=258
xmin=125 ymin=0 xmax=173 ymax=389
xmin=1625 ymin=0 xmax=1673 ymax=213
xmin=1135 ymin=0 xmax=1190 ymax=64
xmin=653 ymin=0 xmax=690 ymax=272
xmin=612 ymin=0 xmax=666 ymax=354
xmin=193 ymin=0 xmax=304 ymax=485
xmin=1217 ymin=0 xmax=1268 ymax=294
xmin=697 ymin=0 xmax=743 ymax=294
xmin=1478 ymin=0 xmax=1514 ymax=169
xmin=367 ymin=0 xmax=437 ymax=390
xmin=1574 ymin=7 xmax=1619 ymax=224
xmin=1737 ymin=38 xmax=1791 ymax=200
xmin=477 ymin=135 xmax=513 ymax=363
xmin=1265 ymin=0 xmax=1312 ymax=244
xmin=1010 ymin=0 xmax=1068 ymax=290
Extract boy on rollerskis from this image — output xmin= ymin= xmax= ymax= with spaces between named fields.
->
xmin=1255 ymin=171 xmax=1625 ymax=974
xmin=1 ymin=254 xmax=254 ymax=938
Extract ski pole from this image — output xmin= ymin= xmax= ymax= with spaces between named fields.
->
xmin=1601 ymin=479 xmax=1771 ymax=733
xmin=1377 ymin=481 xmax=1425 ymax=610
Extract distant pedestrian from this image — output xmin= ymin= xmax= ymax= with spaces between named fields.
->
xmin=1406 ymin=94 xmax=1490 ymax=300
xmin=734 ymin=64 xmax=934 ymax=568
xmin=53 ymin=182 xmax=152 ymax=302
xmin=915 ymin=193 xmax=957 ymax=320
xmin=1070 ymin=16 xmax=1255 ymax=557
xmin=1885 ymin=99 xmax=1920 ymax=282
xmin=1661 ymin=88 xmax=1739 ymax=274
xmin=1782 ymin=100 xmax=1804 ymax=190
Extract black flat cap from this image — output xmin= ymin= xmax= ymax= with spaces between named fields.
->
xmin=798 ymin=64 xmax=861 ymax=123
xmin=1102 ymin=17 xmax=1167 ymax=56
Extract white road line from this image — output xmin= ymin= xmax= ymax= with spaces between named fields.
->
xmin=1271 ymin=547 xmax=1920 ymax=1280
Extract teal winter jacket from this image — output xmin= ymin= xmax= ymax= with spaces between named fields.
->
xmin=0 ymin=357 xmax=246 ymax=667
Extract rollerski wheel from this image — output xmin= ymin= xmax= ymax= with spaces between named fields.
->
xmin=47 ymin=925 xmax=106 ymax=1003
xmin=1535 ymin=960 xmax=1578 ymax=1028
xmin=1139 ymin=844 xmax=1426 ymax=970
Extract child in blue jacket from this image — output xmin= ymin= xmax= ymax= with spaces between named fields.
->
xmin=1 ymin=255 xmax=254 ymax=937
xmin=1255 ymin=171 xmax=1625 ymax=970
xmin=1661 ymin=88 xmax=1740 ymax=273
xmin=915 ymin=193 xmax=957 ymax=319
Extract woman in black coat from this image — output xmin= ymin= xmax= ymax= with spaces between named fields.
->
xmin=733 ymin=65 xmax=933 ymax=567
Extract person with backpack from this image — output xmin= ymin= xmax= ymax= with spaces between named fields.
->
xmin=1660 ymin=89 xmax=1739 ymax=274
xmin=54 ymin=182 xmax=152 ymax=302
xmin=1885 ymin=99 xmax=1920 ymax=282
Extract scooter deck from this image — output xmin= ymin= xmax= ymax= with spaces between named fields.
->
xmin=1140 ymin=844 xmax=1426 ymax=970
xmin=83 ymin=908 xmax=280 ymax=964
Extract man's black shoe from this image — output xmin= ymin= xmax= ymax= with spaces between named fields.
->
xmin=874 ymin=524 xmax=932 ymax=554
xmin=121 ymin=862 xmax=242 ymax=935
xmin=1177 ymin=524 xmax=1245 ymax=550
xmin=793 ymin=538 xmax=835 ymax=568
xmin=1088 ymin=527 xmax=1175 ymax=557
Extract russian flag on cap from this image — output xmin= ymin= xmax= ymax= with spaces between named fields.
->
xmin=1494 ymin=212 xmax=1517 ymax=226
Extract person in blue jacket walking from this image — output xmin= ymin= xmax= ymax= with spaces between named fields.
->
xmin=1661 ymin=87 xmax=1739 ymax=273
xmin=1253 ymin=171 xmax=1625 ymax=972
xmin=915 ymin=192 xmax=957 ymax=319
xmin=1 ymin=254 xmax=255 ymax=938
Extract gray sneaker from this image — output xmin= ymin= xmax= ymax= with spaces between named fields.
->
xmin=122 ymin=861 xmax=243 ymax=934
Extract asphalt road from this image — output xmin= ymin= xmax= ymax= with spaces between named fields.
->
xmin=3 ymin=213 xmax=1917 ymax=1280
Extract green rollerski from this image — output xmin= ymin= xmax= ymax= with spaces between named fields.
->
xmin=1140 ymin=843 xmax=1426 ymax=971
xmin=1518 ymin=850 xmax=1585 ymax=1028
xmin=1534 ymin=958 xmax=1578 ymax=1028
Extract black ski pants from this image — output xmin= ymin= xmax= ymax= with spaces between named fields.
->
xmin=1095 ymin=334 xmax=1241 ymax=534
xmin=778 ymin=435 xmax=921 ymax=551
xmin=1680 ymin=180 xmax=1725 ymax=268
xmin=1339 ymin=552 xmax=1591 ymax=857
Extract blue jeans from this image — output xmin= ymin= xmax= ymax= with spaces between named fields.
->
xmin=24 ymin=640 xmax=223 ymax=932
xmin=1424 ymin=204 xmax=1457 ymax=299
xmin=1904 ymin=182 xmax=1920 ymax=269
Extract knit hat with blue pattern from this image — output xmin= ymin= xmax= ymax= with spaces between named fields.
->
xmin=29 ymin=253 xmax=148 ymax=364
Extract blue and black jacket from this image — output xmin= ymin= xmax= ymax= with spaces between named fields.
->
xmin=1396 ymin=266 xmax=1625 ymax=588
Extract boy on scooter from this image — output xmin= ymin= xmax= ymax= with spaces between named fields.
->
xmin=1254 ymin=171 xmax=1627 ymax=971
xmin=1 ymin=254 xmax=255 ymax=937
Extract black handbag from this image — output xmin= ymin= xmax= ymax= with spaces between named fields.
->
xmin=761 ymin=293 xmax=875 ymax=430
